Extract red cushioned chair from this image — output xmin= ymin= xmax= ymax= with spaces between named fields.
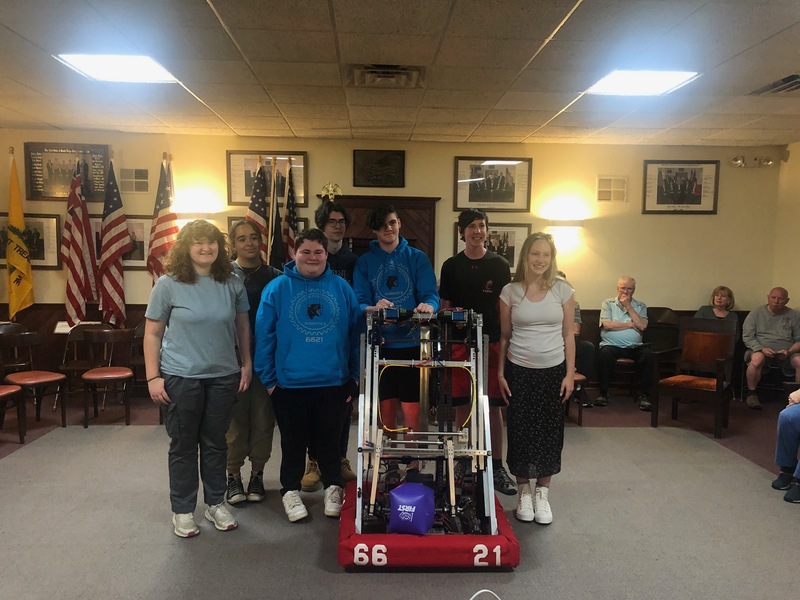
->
xmin=655 ymin=317 xmax=737 ymax=438
xmin=0 ymin=384 xmax=24 ymax=443
xmin=1 ymin=331 xmax=67 ymax=431
xmin=80 ymin=328 xmax=134 ymax=428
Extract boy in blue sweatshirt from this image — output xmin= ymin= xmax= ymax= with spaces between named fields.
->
xmin=353 ymin=204 xmax=439 ymax=435
xmin=254 ymin=229 xmax=362 ymax=523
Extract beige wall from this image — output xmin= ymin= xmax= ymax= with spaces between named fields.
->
xmin=0 ymin=128 xmax=787 ymax=312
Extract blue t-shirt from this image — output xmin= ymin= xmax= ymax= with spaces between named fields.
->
xmin=145 ymin=274 xmax=248 ymax=378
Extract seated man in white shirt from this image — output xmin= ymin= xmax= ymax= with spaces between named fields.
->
xmin=595 ymin=276 xmax=652 ymax=411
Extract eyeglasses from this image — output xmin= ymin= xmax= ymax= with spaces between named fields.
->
xmin=326 ymin=219 xmax=347 ymax=227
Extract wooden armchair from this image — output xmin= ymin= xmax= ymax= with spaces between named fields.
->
xmin=654 ymin=317 xmax=737 ymax=438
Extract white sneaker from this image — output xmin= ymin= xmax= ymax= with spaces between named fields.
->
xmin=172 ymin=513 xmax=200 ymax=538
xmin=205 ymin=502 xmax=238 ymax=531
xmin=324 ymin=485 xmax=344 ymax=518
xmin=533 ymin=485 xmax=553 ymax=525
xmin=515 ymin=482 xmax=534 ymax=522
xmin=282 ymin=490 xmax=309 ymax=522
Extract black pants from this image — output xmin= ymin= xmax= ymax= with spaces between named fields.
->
xmin=271 ymin=384 xmax=349 ymax=495
xmin=597 ymin=345 xmax=653 ymax=396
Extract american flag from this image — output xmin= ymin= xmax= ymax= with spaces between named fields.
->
xmin=245 ymin=165 xmax=270 ymax=262
xmin=146 ymin=158 xmax=179 ymax=283
xmin=98 ymin=160 xmax=133 ymax=327
xmin=60 ymin=162 xmax=98 ymax=326
xmin=282 ymin=166 xmax=298 ymax=260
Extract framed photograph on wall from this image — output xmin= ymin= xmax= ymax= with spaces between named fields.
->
xmin=89 ymin=215 xmax=151 ymax=270
xmin=454 ymin=156 xmax=532 ymax=212
xmin=0 ymin=213 xmax=62 ymax=269
xmin=453 ymin=221 xmax=531 ymax=274
xmin=226 ymin=151 xmax=307 ymax=208
xmin=24 ymin=142 xmax=109 ymax=202
xmin=642 ymin=159 xmax=720 ymax=214
xmin=353 ymin=149 xmax=405 ymax=188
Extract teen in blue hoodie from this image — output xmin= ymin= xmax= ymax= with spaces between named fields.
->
xmin=254 ymin=229 xmax=362 ymax=523
xmin=353 ymin=204 xmax=439 ymax=435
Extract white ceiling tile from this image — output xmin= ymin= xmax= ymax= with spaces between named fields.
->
xmin=427 ymin=68 xmax=518 ymax=91
xmin=234 ymin=30 xmax=337 ymax=62
xmin=251 ymin=62 xmax=342 ymax=86
xmin=279 ymin=104 xmax=349 ymax=119
xmin=410 ymin=134 xmax=469 ymax=142
xmin=268 ymin=85 xmax=346 ymax=104
xmin=348 ymin=106 xmax=418 ymax=122
xmin=338 ymin=33 xmax=439 ymax=65
xmin=335 ymin=0 xmax=451 ymax=35
xmin=422 ymin=90 xmax=503 ymax=109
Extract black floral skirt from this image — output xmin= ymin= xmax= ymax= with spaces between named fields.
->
xmin=505 ymin=360 xmax=566 ymax=480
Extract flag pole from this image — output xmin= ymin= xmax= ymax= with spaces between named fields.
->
xmin=265 ymin=156 xmax=278 ymax=264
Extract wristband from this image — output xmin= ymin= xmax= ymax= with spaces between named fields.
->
xmin=147 ymin=375 xmax=161 ymax=383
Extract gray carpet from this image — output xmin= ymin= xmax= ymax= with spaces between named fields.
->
xmin=0 ymin=425 xmax=795 ymax=600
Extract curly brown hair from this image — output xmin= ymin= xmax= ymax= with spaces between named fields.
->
xmin=165 ymin=219 xmax=232 ymax=283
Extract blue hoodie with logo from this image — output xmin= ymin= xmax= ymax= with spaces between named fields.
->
xmin=254 ymin=260 xmax=362 ymax=390
xmin=353 ymin=236 xmax=440 ymax=348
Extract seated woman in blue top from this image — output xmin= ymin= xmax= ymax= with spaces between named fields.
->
xmin=694 ymin=285 xmax=739 ymax=327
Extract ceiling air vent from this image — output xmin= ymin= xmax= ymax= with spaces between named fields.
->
xmin=348 ymin=64 xmax=425 ymax=89
xmin=749 ymin=74 xmax=800 ymax=95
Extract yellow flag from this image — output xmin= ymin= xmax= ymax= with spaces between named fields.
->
xmin=7 ymin=154 xmax=34 ymax=319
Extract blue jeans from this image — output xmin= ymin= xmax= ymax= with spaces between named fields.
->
xmin=776 ymin=403 xmax=800 ymax=478
xmin=163 ymin=373 xmax=240 ymax=514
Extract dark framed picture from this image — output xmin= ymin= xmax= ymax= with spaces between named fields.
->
xmin=454 ymin=157 xmax=532 ymax=212
xmin=89 ymin=215 xmax=152 ymax=270
xmin=226 ymin=151 xmax=307 ymax=207
xmin=453 ymin=221 xmax=531 ymax=275
xmin=24 ymin=142 xmax=109 ymax=201
xmin=642 ymin=160 xmax=720 ymax=214
xmin=0 ymin=213 xmax=62 ymax=269
xmin=353 ymin=149 xmax=405 ymax=188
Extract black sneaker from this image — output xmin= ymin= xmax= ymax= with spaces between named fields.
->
xmin=226 ymin=474 xmax=246 ymax=505
xmin=772 ymin=471 xmax=794 ymax=490
xmin=594 ymin=394 xmax=609 ymax=407
xmin=637 ymin=394 xmax=652 ymax=412
xmin=784 ymin=481 xmax=800 ymax=503
xmin=247 ymin=472 xmax=266 ymax=502
xmin=493 ymin=465 xmax=517 ymax=496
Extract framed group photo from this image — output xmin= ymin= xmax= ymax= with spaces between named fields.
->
xmin=353 ymin=149 xmax=405 ymax=188
xmin=454 ymin=156 xmax=532 ymax=212
xmin=0 ymin=213 xmax=62 ymax=269
xmin=24 ymin=142 xmax=109 ymax=202
xmin=453 ymin=221 xmax=531 ymax=274
xmin=642 ymin=159 xmax=720 ymax=214
xmin=226 ymin=151 xmax=308 ymax=208
xmin=89 ymin=215 xmax=151 ymax=270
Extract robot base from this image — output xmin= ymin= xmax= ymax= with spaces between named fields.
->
xmin=338 ymin=482 xmax=520 ymax=570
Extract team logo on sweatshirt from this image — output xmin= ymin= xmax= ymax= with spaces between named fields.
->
xmin=290 ymin=289 xmax=340 ymax=337
xmin=374 ymin=260 xmax=411 ymax=303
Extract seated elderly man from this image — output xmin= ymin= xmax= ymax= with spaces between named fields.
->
xmin=596 ymin=276 xmax=653 ymax=411
xmin=771 ymin=388 xmax=800 ymax=503
xmin=742 ymin=287 xmax=800 ymax=410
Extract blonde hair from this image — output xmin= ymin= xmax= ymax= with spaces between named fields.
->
xmin=512 ymin=232 xmax=558 ymax=289
xmin=710 ymin=285 xmax=735 ymax=310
